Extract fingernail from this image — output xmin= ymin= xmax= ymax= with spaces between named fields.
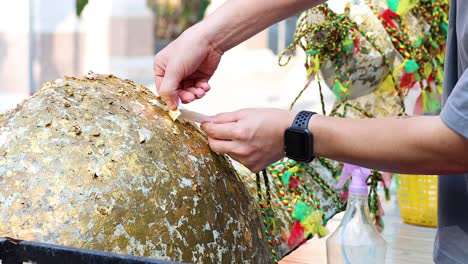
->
xmin=168 ymin=102 xmax=176 ymax=110
xmin=173 ymin=99 xmax=180 ymax=110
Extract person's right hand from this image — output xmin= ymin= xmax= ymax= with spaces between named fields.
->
xmin=154 ymin=25 xmax=223 ymax=110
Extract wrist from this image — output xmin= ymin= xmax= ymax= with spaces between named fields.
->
xmin=279 ymin=110 xmax=298 ymax=152
xmin=284 ymin=110 xmax=316 ymax=162
xmin=194 ymin=15 xmax=229 ymax=53
xmin=307 ymin=114 xmax=324 ymax=157
xmin=283 ymin=111 xmax=299 ymax=132
xmin=194 ymin=1 xmax=265 ymax=53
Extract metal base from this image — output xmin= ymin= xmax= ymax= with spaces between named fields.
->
xmin=0 ymin=238 xmax=182 ymax=264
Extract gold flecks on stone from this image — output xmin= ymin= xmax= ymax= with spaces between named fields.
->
xmin=0 ymin=74 xmax=273 ymax=263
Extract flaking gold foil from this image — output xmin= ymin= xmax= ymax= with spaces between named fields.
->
xmin=0 ymin=74 xmax=272 ymax=263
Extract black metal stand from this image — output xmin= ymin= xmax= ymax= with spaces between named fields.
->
xmin=0 ymin=237 xmax=182 ymax=264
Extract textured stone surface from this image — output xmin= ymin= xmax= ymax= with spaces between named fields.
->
xmin=0 ymin=74 xmax=272 ymax=263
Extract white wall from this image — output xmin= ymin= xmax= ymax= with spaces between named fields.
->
xmin=0 ymin=0 xmax=155 ymax=113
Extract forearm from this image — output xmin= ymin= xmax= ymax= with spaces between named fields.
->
xmin=308 ymin=115 xmax=468 ymax=175
xmin=197 ymin=0 xmax=324 ymax=52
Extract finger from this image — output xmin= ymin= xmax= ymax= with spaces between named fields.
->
xmin=241 ymin=155 xmax=271 ymax=174
xmin=182 ymin=79 xmax=195 ymax=90
xmin=195 ymin=79 xmax=211 ymax=92
xmin=159 ymin=64 xmax=182 ymax=110
xmin=207 ymin=138 xmax=257 ymax=171
xmin=202 ymin=122 xmax=238 ymax=140
xmin=179 ymin=90 xmax=196 ymax=103
xmin=212 ymin=111 xmax=242 ymax=124
xmin=183 ymin=80 xmax=206 ymax=99
xmin=155 ymin=76 xmax=163 ymax=94
xmin=207 ymin=137 xmax=238 ymax=155
xmin=153 ymin=54 xmax=166 ymax=93
xmin=248 ymin=164 xmax=263 ymax=174
xmin=184 ymin=87 xmax=206 ymax=99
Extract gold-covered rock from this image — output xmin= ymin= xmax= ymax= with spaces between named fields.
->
xmin=0 ymin=74 xmax=272 ymax=263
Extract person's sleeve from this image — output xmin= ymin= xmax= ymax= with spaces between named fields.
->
xmin=441 ymin=69 xmax=468 ymax=138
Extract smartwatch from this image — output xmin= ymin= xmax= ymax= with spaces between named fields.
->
xmin=284 ymin=111 xmax=316 ymax=163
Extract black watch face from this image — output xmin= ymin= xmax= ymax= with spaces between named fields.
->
xmin=284 ymin=128 xmax=312 ymax=162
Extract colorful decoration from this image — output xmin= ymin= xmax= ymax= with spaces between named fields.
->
xmin=256 ymin=170 xmax=280 ymax=263
xmin=254 ymin=0 xmax=449 ymax=262
xmin=282 ymin=0 xmax=449 ymax=116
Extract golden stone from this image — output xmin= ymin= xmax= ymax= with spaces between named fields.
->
xmin=0 ymin=74 xmax=272 ymax=263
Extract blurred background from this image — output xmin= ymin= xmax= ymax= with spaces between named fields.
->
xmin=0 ymin=0 xmax=335 ymax=114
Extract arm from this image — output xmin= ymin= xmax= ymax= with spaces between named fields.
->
xmin=200 ymin=0 xmax=325 ymax=52
xmin=309 ymin=115 xmax=468 ymax=175
xmin=201 ymin=110 xmax=468 ymax=174
xmin=154 ymin=0 xmax=324 ymax=109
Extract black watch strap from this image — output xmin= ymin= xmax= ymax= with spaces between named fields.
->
xmin=292 ymin=111 xmax=316 ymax=129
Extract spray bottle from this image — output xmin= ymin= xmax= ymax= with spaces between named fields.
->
xmin=326 ymin=164 xmax=387 ymax=264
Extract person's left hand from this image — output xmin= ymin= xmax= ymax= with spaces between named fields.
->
xmin=201 ymin=108 xmax=297 ymax=172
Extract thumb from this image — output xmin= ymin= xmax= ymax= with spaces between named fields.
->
xmin=159 ymin=64 xmax=183 ymax=110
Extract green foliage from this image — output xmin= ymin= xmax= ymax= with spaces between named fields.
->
xmin=147 ymin=0 xmax=211 ymax=40
xmin=197 ymin=0 xmax=210 ymax=20
xmin=76 ymin=0 xmax=88 ymax=17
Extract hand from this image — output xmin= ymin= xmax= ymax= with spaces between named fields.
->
xmin=201 ymin=108 xmax=297 ymax=172
xmin=154 ymin=25 xmax=223 ymax=109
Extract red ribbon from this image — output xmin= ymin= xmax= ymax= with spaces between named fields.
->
xmin=287 ymin=221 xmax=306 ymax=248
xmin=380 ymin=9 xmax=400 ymax=28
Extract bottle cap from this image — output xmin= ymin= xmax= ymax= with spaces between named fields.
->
xmin=336 ymin=163 xmax=371 ymax=195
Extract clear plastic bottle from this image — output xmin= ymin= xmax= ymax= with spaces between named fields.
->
xmin=326 ymin=165 xmax=387 ymax=264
